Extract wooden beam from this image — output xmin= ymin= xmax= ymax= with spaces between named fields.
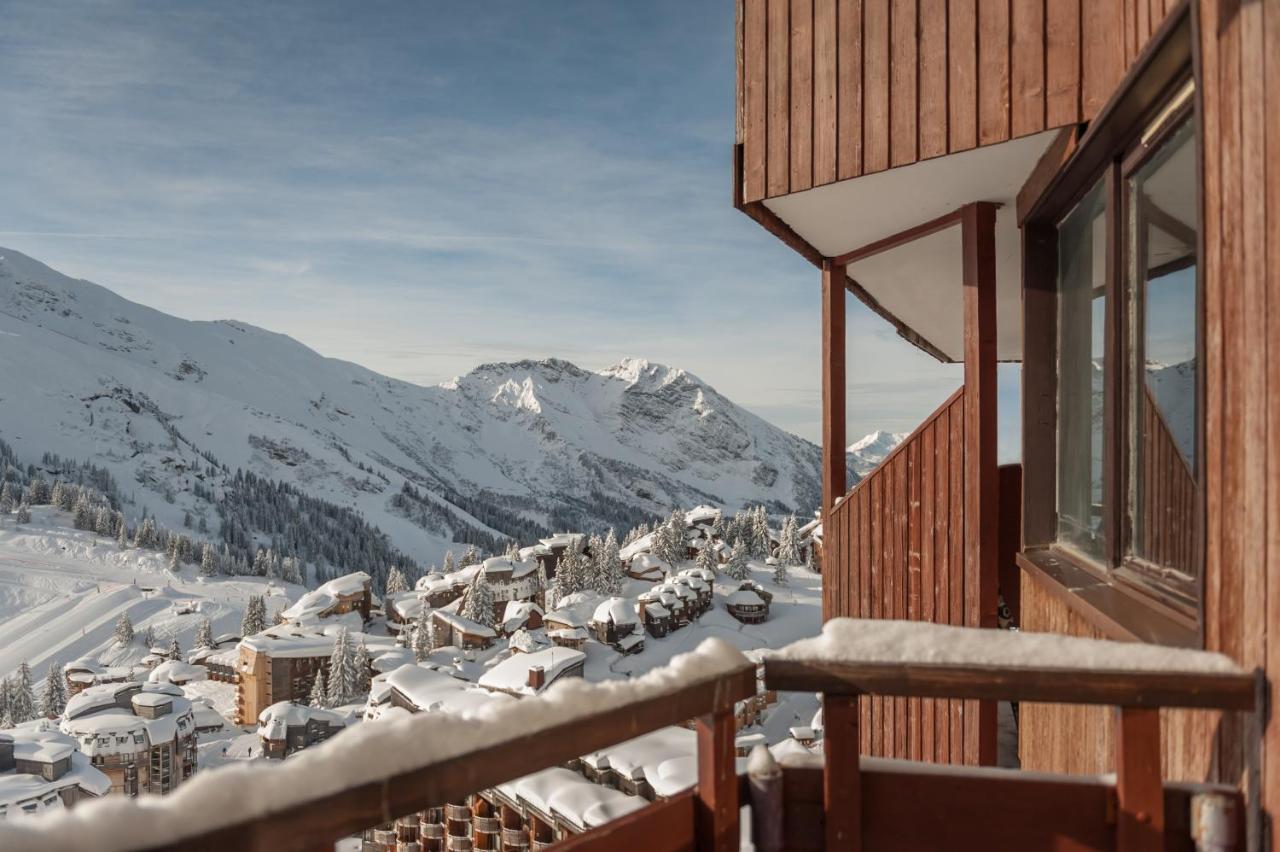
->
xmin=822 ymin=260 xmax=847 ymax=624
xmin=134 ymin=665 xmax=756 ymax=852
xmin=695 ymin=711 xmax=739 ymax=852
xmin=822 ymin=694 xmax=861 ymax=850
xmin=1115 ymin=707 xmax=1165 ymax=852
xmin=829 ymin=206 xmax=966 ymax=267
xmin=1015 ymin=125 xmax=1081 ymax=225
xmin=961 ymin=200 xmax=999 ymax=766
xmin=556 ymin=793 xmax=696 ymax=852
xmin=762 ymin=657 xmax=1259 ymax=710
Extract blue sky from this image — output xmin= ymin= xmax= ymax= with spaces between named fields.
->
xmin=0 ymin=0 xmax=1018 ymax=452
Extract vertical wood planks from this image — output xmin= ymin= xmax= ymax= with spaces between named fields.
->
xmin=1010 ymin=0 xmax=1045 ymax=137
xmin=920 ymin=421 xmax=937 ymax=761
xmin=935 ymin=404 xmax=952 ymax=763
xmin=948 ymin=0 xmax=979 ymax=150
xmin=907 ymin=439 xmax=922 ymax=760
xmin=977 ymin=0 xmax=1011 ymax=146
xmin=814 ymin=0 xmax=838 ymax=184
xmin=743 ymin=0 xmax=768 ymax=202
xmin=837 ymin=0 xmax=864 ymax=179
xmin=1082 ymin=0 xmax=1124 ymax=117
xmin=821 ymin=262 xmax=846 ymax=622
xmin=918 ymin=0 xmax=949 ymax=159
xmin=767 ymin=0 xmax=791 ymax=197
xmin=1044 ymin=0 xmax=1079 ymax=127
xmin=823 ymin=695 xmax=862 ymax=850
xmin=949 ymin=394 xmax=965 ymax=764
xmin=864 ymin=0 xmax=891 ymax=172
xmin=890 ymin=0 xmax=919 ymax=167
xmin=791 ymin=0 xmax=815 ymax=192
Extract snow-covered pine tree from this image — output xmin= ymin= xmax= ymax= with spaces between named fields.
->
xmin=772 ymin=556 xmax=788 ymax=585
xmin=40 ymin=661 xmax=67 ymax=718
xmin=241 ymin=595 xmax=266 ymax=636
xmin=134 ymin=517 xmax=157 ymax=549
xmin=15 ymin=502 xmax=30 ymax=525
xmin=505 ymin=541 xmax=520 ymax=559
xmin=461 ymin=544 xmax=481 ymax=567
xmin=462 ymin=572 xmax=495 ymax=628
xmin=196 ymin=618 xmax=214 ymax=649
xmin=114 ymin=612 xmax=134 ymax=646
xmin=116 ymin=520 xmax=129 ymax=548
xmin=0 ymin=481 xmax=14 ymax=513
xmin=385 ymin=566 xmax=409 ymax=596
xmin=95 ymin=506 xmax=113 ymax=537
xmin=777 ymin=515 xmax=801 ymax=565
xmin=536 ymin=562 xmax=552 ymax=609
xmin=26 ymin=478 xmax=48 ymax=505
xmin=168 ymin=635 xmax=181 ymax=660
xmin=655 ymin=508 xmax=686 ymax=566
xmin=200 ymin=543 xmax=218 ymax=577
xmin=308 ymin=668 xmax=328 ymax=708
xmin=48 ymin=481 xmax=65 ymax=511
xmin=585 ymin=533 xmax=605 ymax=594
xmin=726 ymin=539 xmax=750 ymax=581
xmin=598 ymin=528 xmax=622 ymax=595
xmin=750 ymin=507 xmax=772 ymax=558
xmin=412 ymin=605 xmax=432 ymax=661
xmin=281 ymin=556 xmax=302 ymax=585
xmin=696 ymin=541 xmax=717 ymax=575
xmin=326 ymin=627 xmax=357 ymax=707
xmin=9 ymin=662 xmax=36 ymax=724
xmin=354 ymin=640 xmax=373 ymax=695
xmin=555 ymin=548 xmax=581 ymax=599
xmin=708 ymin=513 xmax=724 ymax=543
xmin=141 ymin=625 xmax=156 ymax=649
xmin=271 ymin=608 xmax=285 ymax=626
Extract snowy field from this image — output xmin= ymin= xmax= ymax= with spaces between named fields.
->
xmin=0 ymin=506 xmax=302 ymax=682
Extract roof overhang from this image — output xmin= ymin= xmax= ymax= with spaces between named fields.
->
xmin=758 ymin=131 xmax=1062 ymax=363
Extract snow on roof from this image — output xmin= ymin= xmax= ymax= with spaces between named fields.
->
xmin=547 ymin=627 xmax=589 ymax=641
xmin=591 ymin=597 xmax=637 ymax=627
xmin=281 ymin=572 xmax=370 ymax=622
xmin=685 ymin=505 xmax=721 ymax=524
xmin=583 ymin=725 xmax=696 ymax=784
xmin=641 ymin=603 xmax=670 ymax=619
xmin=542 ymin=608 xmax=586 ymax=628
xmin=432 ymin=610 xmax=496 ymax=638
xmin=726 ymin=590 xmax=765 ymax=607
xmin=616 ymin=634 xmax=644 ymax=651
xmin=502 ymin=600 xmax=543 ymax=628
xmin=0 ymin=641 xmax=750 ymax=851
xmin=482 ymin=556 xmax=538 ymax=581
xmin=239 ymin=626 xmax=397 ymax=659
xmin=478 ymin=647 xmax=586 ymax=696
xmin=776 ymin=618 xmax=1245 ymax=673
xmin=539 ymin=533 xmax=585 ymax=551
xmin=148 ymin=660 xmax=208 ymax=685
xmin=769 ymin=737 xmax=814 ymax=763
xmin=618 ymin=532 xmax=655 ymax=562
xmin=499 ymin=767 xmax=646 ymax=831
xmin=0 ymin=725 xmax=111 ymax=811
xmin=789 ymin=726 xmax=815 ymax=740
xmin=257 ymin=702 xmax=349 ymax=730
xmin=130 ymin=693 xmax=172 ymax=709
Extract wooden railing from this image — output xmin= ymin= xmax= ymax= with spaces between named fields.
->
xmin=764 ymin=618 xmax=1258 ymax=851
xmin=0 ymin=646 xmax=757 ymax=852
xmin=1139 ymin=383 xmax=1196 ymax=575
xmin=825 ymin=386 xmax=1001 ymax=766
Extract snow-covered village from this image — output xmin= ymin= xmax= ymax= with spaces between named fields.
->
xmin=1 ymin=0 xmax=1276 ymax=851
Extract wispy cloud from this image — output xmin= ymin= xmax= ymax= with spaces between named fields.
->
xmin=0 ymin=0 xmax=1011 ymax=448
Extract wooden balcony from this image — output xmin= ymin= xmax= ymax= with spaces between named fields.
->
xmin=1 ymin=624 xmax=1258 ymax=852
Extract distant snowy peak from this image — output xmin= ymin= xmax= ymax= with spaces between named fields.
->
xmin=846 ymin=430 xmax=907 ymax=478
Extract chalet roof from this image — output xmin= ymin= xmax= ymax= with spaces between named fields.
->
xmin=257 ymin=701 xmax=349 ymax=731
xmin=281 ymin=571 xmax=370 ymax=623
xmin=0 ymin=724 xmax=111 ymax=812
xmin=498 ymin=767 xmax=646 ymax=831
xmin=482 ymin=556 xmax=538 ymax=581
xmin=431 ymin=610 xmax=497 ymax=638
xmin=478 ymin=647 xmax=585 ymax=697
xmin=727 ymin=590 xmax=765 ymax=607
xmin=591 ymin=597 xmax=637 ymax=627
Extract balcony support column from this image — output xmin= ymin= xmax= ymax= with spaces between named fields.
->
xmin=961 ymin=201 xmax=1000 ymax=765
xmin=821 ymin=259 xmax=847 ymax=622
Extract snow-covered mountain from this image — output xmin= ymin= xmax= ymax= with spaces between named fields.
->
xmin=846 ymin=430 xmax=907 ymax=479
xmin=0 ymin=248 xmax=823 ymax=569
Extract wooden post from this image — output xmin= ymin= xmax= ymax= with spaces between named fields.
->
xmin=695 ymin=710 xmax=738 ymax=852
xmin=822 ymin=259 xmax=847 ymax=621
xmin=961 ymin=202 xmax=999 ymax=765
xmin=823 ymin=694 xmax=861 ymax=851
xmin=1116 ymin=707 xmax=1165 ymax=852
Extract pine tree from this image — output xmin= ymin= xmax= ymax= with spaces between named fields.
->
xmin=0 ymin=481 xmax=14 ymax=513
xmin=555 ymin=548 xmax=581 ymax=599
xmin=585 ymin=533 xmax=605 ymax=593
xmin=114 ymin=612 xmax=134 ymax=646
xmin=40 ymin=661 xmax=67 ymax=718
xmin=241 ymin=595 xmax=266 ymax=636
xmin=442 ymin=551 xmax=456 ymax=574
xmin=597 ymin=527 xmax=623 ymax=595
xmin=777 ymin=515 xmax=801 ymax=565
xmin=726 ymin=539 xmax=750 ymax=581
xmin=281 ymin=556 xmax=302 ymax=585
xmin=116 ymin=520 xmax=129 ymax=548
xmin=134 ymin=517 xmax=157 ymax=549
xmin=462 ymin=572 xmax=495 ymax=627
xmin=461 ymin=544 xmax=481 ymax=567
xmin=200 ymin=543 xmax=218 ymax=577
xmin=751 ymin=507 xmax=773 ymax=558
xmin=412 ymin=604 xmax=433 ymax=661
xmin=9 ymin=662 xmax=36 ymax=724
xmin=196 ymin=618 xmax=214 ymax=649
xmin=654 ymin=508 xmax=686 ymax=566
xmin=326 ymin=627 xmax=357 ymax=707
xmin=696 ymin=541 xmax=717 ymax=575
xmin=308 ymin=668 xmax=328 ymax=708
xmin=772 ymin=556 xmax=788 ymax=585
xmin=15 ymin=502 xmax=30 ymax=525
xmin=168 ymin=635 xmax=181 ymax=660
xmin=141 ymin=624 xmax=156 ymax=649
xmin=26 ymin=478 xmax=49 ymax=505
xmin=537 ymin=562 xmax=552 ymax=609
xmin=385 ymin=566 xmax=409 ymax=596
xmin=354 ymin=640 xmax=373 ymax=696
xmin=95 ymin=506 xmax=114 ymax=536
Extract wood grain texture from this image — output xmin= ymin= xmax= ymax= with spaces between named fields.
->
xmin=890 ymin=0 xmax=918 ymax=166
xmin=767 ymin=0 xmax=791 ymax=196
xmin=790 ymin=0 xmax=815 ymax=191
xmin=813 ymin=0 xmax=838 ymax=184
xmin=743 ymin=0 xmax=768 ymax=202
xmin=864 ymin=0 xmax=891 ymax=171
xmin=977 ymin=0 xmax=1011 ymax=145
xmin=836 ymin=0 xmax=864 ymax=179
xmin=695 ymin=711 xmax=739 ymax=852
xmin=948 ymin=0 xmax=979 ymax=150
xmin=1010 ymin=0 xmax=1045 ymax=136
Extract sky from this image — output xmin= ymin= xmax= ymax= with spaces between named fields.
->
xmin=0 ymin=0 xmax=1020 ymax=454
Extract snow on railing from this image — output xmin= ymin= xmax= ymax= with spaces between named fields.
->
xmin=0 ymin=639 xmax=755 ymax=852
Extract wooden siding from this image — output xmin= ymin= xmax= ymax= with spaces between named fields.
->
xmin=824 ymin=386 xmax=998 ymax=765
xmin=1018 ymin=0 xmax=1280 ymax=842
xmin=737 ymin=0 xmax=1181 ymax=203
xmin=1139 ymin=385 xmax=1196 ymax=574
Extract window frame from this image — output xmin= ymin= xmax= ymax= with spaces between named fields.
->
xmin=1018 ymin=1 xmax=1204 ymax=648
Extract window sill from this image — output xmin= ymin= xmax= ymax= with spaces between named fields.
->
xmin=1016 ymin=546 xmax=1201 ymax=648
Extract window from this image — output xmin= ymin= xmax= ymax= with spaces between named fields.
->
xmin=1039 ymin=77 xmax=1201 ymax=629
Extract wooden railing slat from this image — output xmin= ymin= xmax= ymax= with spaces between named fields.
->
xmin=763 ymin=658 xmax=1257 ymax=710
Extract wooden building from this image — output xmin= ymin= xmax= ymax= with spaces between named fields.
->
xmin=734 ymin=0 xmax=1278 ymax=842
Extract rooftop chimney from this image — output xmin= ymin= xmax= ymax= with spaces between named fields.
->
xmin=528 ymin=665 xmax=546 ymax=691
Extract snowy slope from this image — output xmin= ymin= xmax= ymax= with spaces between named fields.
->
xmin=846 ymin=430 xmax=906 ymax=479
xmin=0 ymin=248 xmax=823 ymax=567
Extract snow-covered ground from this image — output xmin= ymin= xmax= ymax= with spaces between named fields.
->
xmin=0 ymin=506 xmax=301 ymax=682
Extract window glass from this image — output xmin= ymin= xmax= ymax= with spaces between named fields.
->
xmin=1127 ymin=118 xmax=1198 ymax=584
xmin=1056 ymin=180 xmax=1109 ymax=561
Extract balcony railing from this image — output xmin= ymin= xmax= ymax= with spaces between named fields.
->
xmin=0 ymin=622 xmax=1257 ymax=852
